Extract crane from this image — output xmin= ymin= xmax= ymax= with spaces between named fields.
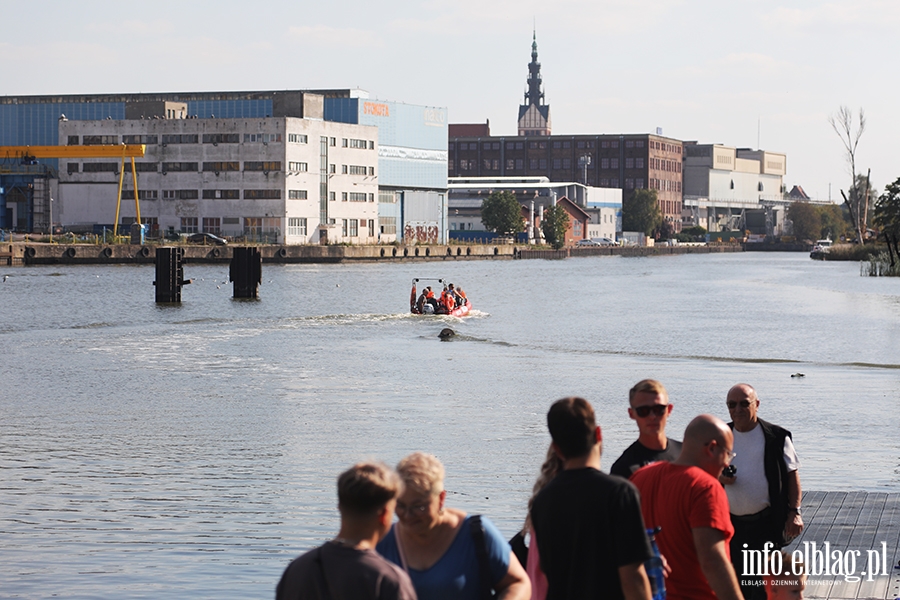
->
xmin=0 ymin=144 xmax=146 ymax=237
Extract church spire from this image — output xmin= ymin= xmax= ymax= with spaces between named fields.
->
xmin=525 ymin=29 xmax=544 ymax=106
xmin=518 ymin=30 xmax=551 ymax=136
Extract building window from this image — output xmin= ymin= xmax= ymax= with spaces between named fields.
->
xmin=380 ymin=216 xmax=397 ymax=235
xmin=349 ymin=219 xmax=358 ymax=237
xmin=244 ymin=161 xmax=282 ymax=172
xmin=342 ymin=219 xmax=348 ymax=236
xmin=329 ymin=191 xmax=336 ymax=201
xmin=529 ymin=159 xmax=538 ymax=169
xmin=122 ymin=134 xmax=158 ymax=144
xmin=288 ymin=133 xmax=308 ymax=143
xmin=181 ymin=217 xmax=198 ymax=233
xmin=288 ymin=162 xmax=308 ymax=172
xmin=516 ymin=159 xmax=524 ymax=170
xmin=329 ymin=137 xmax=336 ymax=146
xmin=625 ymin=158 xmax=634 ymax=169
xmin=243 ymin=133 xmax=282 ymax=143
xmin=202 ymin=133 xmax=240 ymax=144
xmin=161 ymin=134 xmax=198 ymax=144
xmin=342 ymin=192 xmax=348 ymax=201
xmin=610 ymin=158 xmax=619 ymax=168
xmin=124 ymin=162 xmax=160 ymax=172
xmin=288 ymin=217 xmax=308 ymax=236
xmin=83 ymin=135 xmax=119 ymax=145
xmin=67 ymin=136 xmax=79 ymax=145
xmin=636 ymin=178 xmax=644 ymax=188
xmin=121 ymin=190 xmax=159 ymax=201
xmin=342 ymin=138 xmax=349 ymax=147
xmin=563 ymin=158 xmax=571 ymax=169
xmin=203 ymin=161 xmax=239 ymax=172
xmin=202 ymin=189 xmax=240 ymax=199
xmin=67 ymin=162 xmax=79 ymax=174
xmin=82 ymin=162 xmax=118 ymax=172
xmin=202 ymin=217 xmax=221 ymax=234
xmin=625 ymin=179 xmax=634 ymax=190
xmin=635 ymin=158 xmax=644 ymax=169
xmin=553 ymin=159 xmax=561 ymax=169
xmin=288 ymin=189 xmax=308 ymax=199
xmin=626 ymin=140 xmax=635 ymax=149
xmin=539 ymin=159 xmax=547 ymax=169
xmin=448 ymin=159 xmax=454 ymax=171
xmin=349 ymin=192 xmax=367 ymax=202
xmin=162 ymin=162 xmax=199 ymax=172
xmin=243 ymin=189 xmax=281 ymax=199
xmin=506 ymin=159 xmax=515 ymax=170
xmin=347 ymin=165 xmax=368 ymax=175
xmin=636 ymin=140 xmax=644 ymax=148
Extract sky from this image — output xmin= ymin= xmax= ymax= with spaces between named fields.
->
xmin=1 ymin=0 xmax=896 ymax=201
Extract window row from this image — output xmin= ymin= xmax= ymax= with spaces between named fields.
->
xmin=288 ymin=133 xmax=308 ymax=144
xmin=650 ymin=158 xmax=681 ymax=173
xmin=67 ymin=161 xmax=284 ymax=173
xmin=342 ymin=138 xmax=374 ymax=149
xmin=67 ymin=133 xmax=286 ymax=146
xmin=120 ymin=189 xmax=283 ymax=200
xmin=649 ymin=179 xmax=682 ymax=193
xmin=342 ymin=165 xmax=374 ymax=175
xmin=651 ymin=141 xmax=681 ymax=154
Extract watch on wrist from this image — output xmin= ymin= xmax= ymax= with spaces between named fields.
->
xmin=788 ymin=507 xmax=802 ymax=516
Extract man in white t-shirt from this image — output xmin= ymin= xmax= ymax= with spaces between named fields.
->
xmin=721 ymin=383 xmax=803 ymax=600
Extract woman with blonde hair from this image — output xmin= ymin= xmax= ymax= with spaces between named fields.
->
xmin=377 ymin=452 xmax=530 ymax=600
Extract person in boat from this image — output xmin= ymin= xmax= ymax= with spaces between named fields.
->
xmin=447 ymin=284 xmax=463 ymax=308
xmin=436 ymin=287 xmax=454 ymax=314
xmin=416 ymin=288 xmax=430 ymax=314
xmin=376 ymin=452 xmax=530 ymax=600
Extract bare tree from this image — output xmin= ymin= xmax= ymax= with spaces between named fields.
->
xmin=829 ymin=106 xmax=867 ymax=242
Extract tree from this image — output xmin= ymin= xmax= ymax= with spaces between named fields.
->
xmin=787 ymin=202 xmax=821 ymax=241
xmin=622 ymin=189 xmax=662 ymax=236
xmin=480 ymin=191 xmax=524 ymax=237
xmin=829 ymin=106 xmax=867 ymax=242
xmin=817 ymin=203 xmax=849 ymax=241
xmin=541 ymin=204 xmax=570 ymax=250
xmin=874 ymin=177 xmax=900 ymax=267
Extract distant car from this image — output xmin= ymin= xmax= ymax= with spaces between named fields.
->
xmin=576 ymin=237 xmax=617 ymax=246
xmin=187 ymin=232 xmax=228 ymax=245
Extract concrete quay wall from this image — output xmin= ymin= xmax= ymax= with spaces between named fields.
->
xmin=8 ymin=243 xmax=518 ymax=266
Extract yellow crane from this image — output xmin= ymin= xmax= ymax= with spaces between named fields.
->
xmin=0 ymin=144 xmax=147 ymax=237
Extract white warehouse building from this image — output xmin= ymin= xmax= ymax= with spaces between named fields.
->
xmin=57 ymin=98 xmax=381 ymax=244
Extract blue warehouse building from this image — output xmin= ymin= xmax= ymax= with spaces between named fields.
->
xmin=0 ymin=89 xmax=447 ymax=241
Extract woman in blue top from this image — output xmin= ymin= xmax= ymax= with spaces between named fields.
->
xmin=377 ymin=452 xmax=530 ymax=600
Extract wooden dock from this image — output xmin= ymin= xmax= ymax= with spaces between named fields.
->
xmin=783 ymin=491 xmax=900 ymax=599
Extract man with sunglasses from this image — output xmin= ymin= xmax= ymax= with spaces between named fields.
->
xmin=610 ymin=380 xmax=683 ymax=479
xmin=723 ymin=383 xmax=802 ymax=600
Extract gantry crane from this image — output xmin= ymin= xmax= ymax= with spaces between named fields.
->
xmin=0 ymin=144 xmax=146 ymax=236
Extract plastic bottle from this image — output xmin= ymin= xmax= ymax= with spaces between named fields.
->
xmin=645 ymin=527 xmax=666 ymax=600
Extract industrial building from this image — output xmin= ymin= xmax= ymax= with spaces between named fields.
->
xmin=0 ymin=89 xmax=447 ymax=243
xmin=681 ymin=143 xmax=788 ymax=236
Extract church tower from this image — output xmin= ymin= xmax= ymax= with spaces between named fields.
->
xmin=517 ymin=31 xmax=551 ymax=136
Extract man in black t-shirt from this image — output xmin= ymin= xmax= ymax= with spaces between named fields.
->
xmin=531 ymin=397 xmax=653 ymax=600
xmin=610 ymin=379 xmax=682 ymax=479
xmin=276 ymin=462 xmax=416 ymax=600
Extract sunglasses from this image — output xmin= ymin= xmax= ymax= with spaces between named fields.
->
xmin=726 ymin=400 xmax=752 ymax=409
xmin=634 ymin=404 xmax=668 ymax=418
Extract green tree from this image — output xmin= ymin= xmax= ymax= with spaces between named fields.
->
xmin=787 ymin=201 xmax=821 ymax=241
xmin=480 ymin=191 xmax=524 ymax=236
xmin=622 ymin=189 xmax=662 ymax=236
xmin=541 ymin=204 xmax=570 ymax=250
xmin=817 ymin=204 xmax=849 ymax=240
xmin=874 ymin=177 xmax=900 ymax=266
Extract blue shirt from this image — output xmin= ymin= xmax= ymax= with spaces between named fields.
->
xmin=377 ymin=515 xmax=511 ymax=600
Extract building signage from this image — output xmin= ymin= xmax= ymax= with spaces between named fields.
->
xmin=423 ymin=108 xmax=446 ymax=127
xmin=363 ymin=102 xmax=390 ymax=117
xmin=379 ymin=145 xmax=447 ymax=162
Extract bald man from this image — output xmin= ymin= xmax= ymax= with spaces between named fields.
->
xmin=630 ymin=415 xmax=743 ymax=600
xmin=723 ymin=383 xmax=802 ymax=600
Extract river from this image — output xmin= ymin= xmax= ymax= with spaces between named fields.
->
xmin=1 ymin=251 xmax=898 ymax=598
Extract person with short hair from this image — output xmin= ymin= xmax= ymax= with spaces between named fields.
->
xmin=530 ymin=397 xmax=653 ymax=600
xmin=764 ymin=552 xmax=806 ymax=599
xmin=630 ymin=415 xmax=743 ymax=600
xmin=276 ymin=462 xmax=417 ymax=600
xmin=723 ymin=383 xmax=803 ymax=600
xmin=377 ymin=452 xmax=530 ymax=600
xmin=610 ymin=379 xmax=682 ymax=478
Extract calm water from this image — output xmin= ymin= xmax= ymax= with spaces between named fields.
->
xmin=2 ymin=252 xmax=899 ymax=598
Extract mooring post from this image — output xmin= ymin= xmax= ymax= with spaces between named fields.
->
xmin=153 ymin=247 xmax=190 ymax=303
xmin=230 ymin=246 xmax=262 ymax=299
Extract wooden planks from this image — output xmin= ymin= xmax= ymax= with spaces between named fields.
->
xmin=781 ymin=492 xmax=900 ymax=599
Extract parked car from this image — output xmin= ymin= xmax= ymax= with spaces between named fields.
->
xmin=187 ymin=232 xmax=228 ymax=245
xmin=576 ymin=239 xmax=602 ymax=246
xmin=577 ymin=237 xmax=617 ymax=246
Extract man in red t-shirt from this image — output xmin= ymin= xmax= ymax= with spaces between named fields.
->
xmin=631 ymin=415 xmax=743 ymax=600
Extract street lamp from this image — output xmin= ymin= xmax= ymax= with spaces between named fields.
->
xmin=578 ymin=154 xmax=592 ymax=186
